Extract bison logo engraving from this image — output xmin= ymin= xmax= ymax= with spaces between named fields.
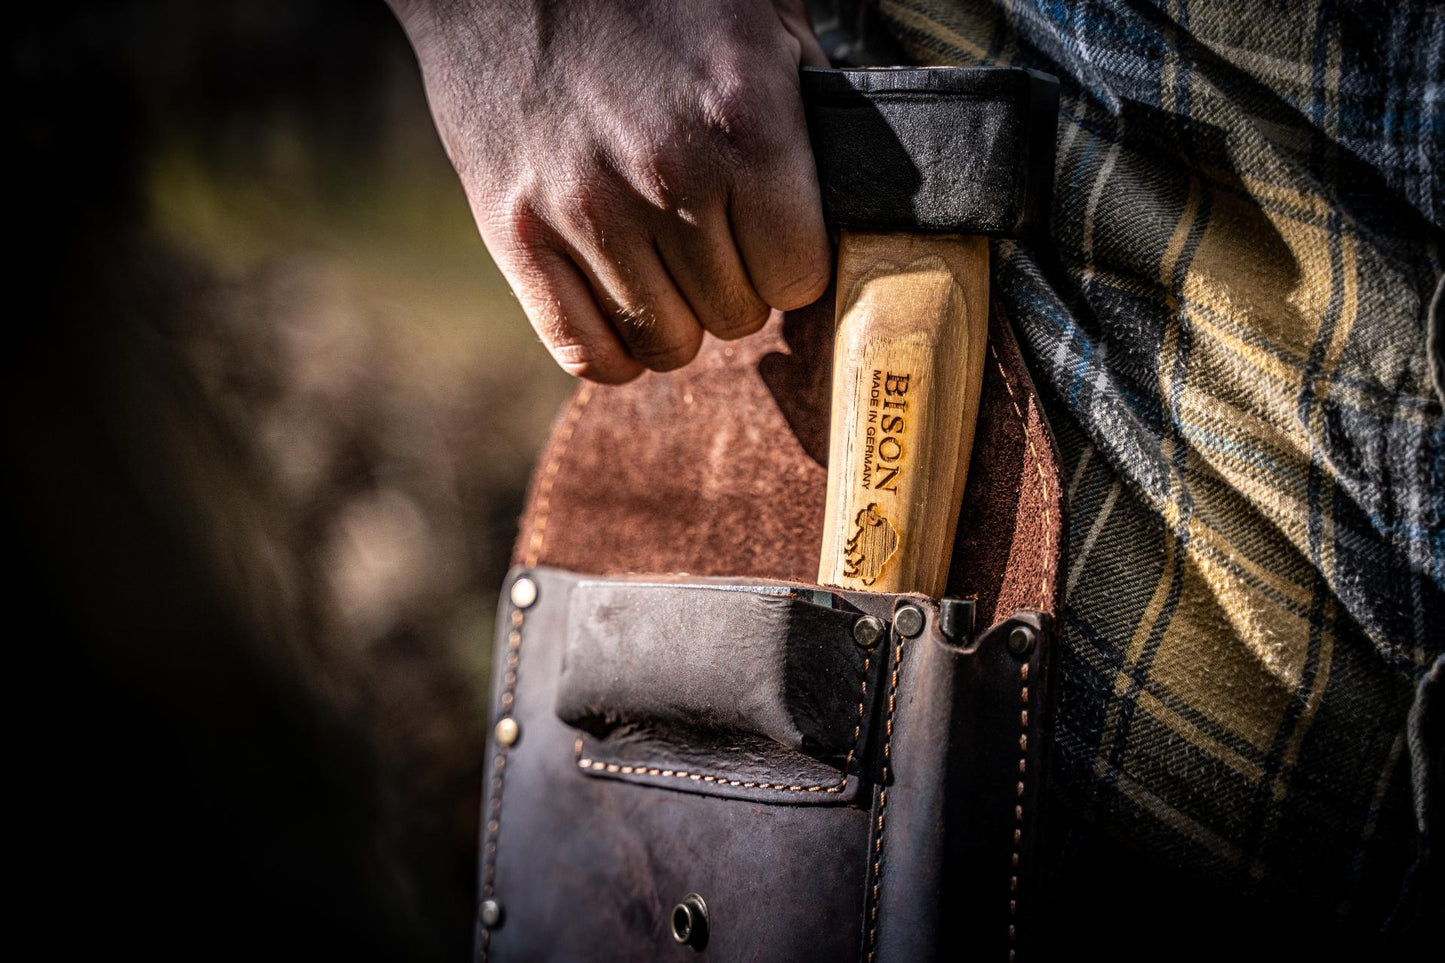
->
xmin=842 ymin=502 xmax=899 ymax=586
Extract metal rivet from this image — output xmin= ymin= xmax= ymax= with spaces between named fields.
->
xmin=494 ymin=717 xmax=520 ymax=747
xmin=894 ymin=604 xmax=925 ymax=638
xmin=670 ymin=893 xmax=709 ymax=950
xmin=1008 ymin=624 xmax=1036 ymax=658
xmin=853 ymin=614 xmax=885 ymax=648
xmin=478 ymin=899 xmax=503 ymax=929
xmin=510 ymin=575 xmax=538 ymax=610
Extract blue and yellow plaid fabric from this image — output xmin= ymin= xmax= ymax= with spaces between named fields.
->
xmin=875 ymin=0 xmax=1443 ymax=930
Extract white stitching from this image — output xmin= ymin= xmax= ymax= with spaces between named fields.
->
xmin=523 ymin=382 xmax=594 ymax=570
xmin=989 ymin=341 xmax=1054 ymax=611
xmin=1008 ymin=660 xmax=1031 ymax=962
xmin=991 ymin=322 xmax=1051 ymax=961
xmin=865 ymin=634 xmax=906 ymax=962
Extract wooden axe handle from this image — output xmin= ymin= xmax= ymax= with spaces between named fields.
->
xmin=818 ymin=230 xmax=990 ymax=597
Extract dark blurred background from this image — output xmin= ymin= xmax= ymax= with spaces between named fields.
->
xmin=7 ymin=3 xmax=570 ymax=958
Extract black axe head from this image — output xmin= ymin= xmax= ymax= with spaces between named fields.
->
xmin=801 ymin=66 xmax=1059 ymax=239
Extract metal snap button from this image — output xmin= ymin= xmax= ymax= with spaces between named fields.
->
xmin=670 ymin=893 xmax=709 ymax=950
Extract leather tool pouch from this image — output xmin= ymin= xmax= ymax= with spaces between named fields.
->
xmin=478 ymin=296 xmax=1066 ymax=961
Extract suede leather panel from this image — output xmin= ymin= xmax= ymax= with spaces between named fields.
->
xmin=946 ymin=300 xmax=1066 ymax=628
xmin=513 ymin=289 xmax=1065 ymax=631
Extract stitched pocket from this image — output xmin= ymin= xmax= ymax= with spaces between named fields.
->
xmin=555 ymin=579 xmax=885 ymax=805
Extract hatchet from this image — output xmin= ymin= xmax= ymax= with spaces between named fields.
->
xmin=801 ymin=66 xmax=1058 ymax=597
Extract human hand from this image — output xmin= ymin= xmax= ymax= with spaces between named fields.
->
xmin=390 ymin=0 xmax=831 ymax=382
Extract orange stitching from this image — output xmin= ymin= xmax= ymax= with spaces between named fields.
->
xmin=866 ymin=635 xmax=906 ymax=963
xmin=523 ymin=382 xmax=595 ymax=569
xmin=988 ymin=341 xmax=1054 ymax=611
xmin=573 ymin=650 xmax=873 ymax=794
xmin=480 ymin=602 xmax=529 ymax=960
xmin=1008 ymin=659 xmax=1030 ymax=962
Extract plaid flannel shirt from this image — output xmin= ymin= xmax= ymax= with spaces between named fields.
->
xmin=866 ymin=0 xmax=1443 ymax=935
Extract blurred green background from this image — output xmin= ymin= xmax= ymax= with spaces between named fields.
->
xmin=9 ymin=2 xmax=571 ymax=958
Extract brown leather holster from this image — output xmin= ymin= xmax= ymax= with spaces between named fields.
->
xmin=477 ymin=291 xmax=1066 ymax=961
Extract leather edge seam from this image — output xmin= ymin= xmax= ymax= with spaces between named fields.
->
xmin=865 ymin=630 xmax=907 ymax=961
xmin=522 ymin=382 xmax=594 ymax=569
xmin=987 ymin=337 xmax=1054 ymax=614
xmin=479 ymin=595 xmax=530 ymax=960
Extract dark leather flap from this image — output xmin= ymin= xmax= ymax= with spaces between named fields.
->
xmin=479 ymin=567 xmax=1057 ymax=961
xmin=556 ymin=580 xmax=882 ymax=805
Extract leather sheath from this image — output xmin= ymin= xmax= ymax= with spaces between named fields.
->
xmin=479 ymin=289 xmax=1067 ymax=961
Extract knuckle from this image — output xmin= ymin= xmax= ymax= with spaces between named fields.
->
xmin=531 ymin=160 xmax=627 ymax=242
xmin=769 ymin=272 xmax=830 ymax=311
xmin=696 ymin=79 xmax=768 ymax=157
xmin=759 ymin=248 xmax=831 ymax=310
xmin=597 ymin=274 xmax=650 ymax=329
xmin=619 ymin=131 xmax=720 ymax=217
xmin=631 ymin=148 xmax=690 ymax=213
xmin=795 ymin=265 xmax=832 ymax=303
xmin=483 ymin=195 xmax=551 ymax=259
xmin=696 ymin=285 xmax=769 ymax=339
xmin=549 ymin=339 xmax=597 ymax=373
xmin=546 ymin=332 xmax=640 ymax=385
xmin=707 ymin=301 xmax=770 ymax=340
xmin=553 ymin=346 xmax=629 ymax=383
xmin=558 ymin=175 xmax=617 ymax=237
xmin=617 ymin=315 xmax=701 ymax=371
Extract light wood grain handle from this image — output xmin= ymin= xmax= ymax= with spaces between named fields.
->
xmin=818 ymin=230 xmax=990 ymax=597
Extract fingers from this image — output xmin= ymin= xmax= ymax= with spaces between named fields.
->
xmin=727 ymin=100 xmax=832 ymax=313
xmin=497 ymin=185 xmax=823 ymax=381
xmin=655 ymin=204 xmax=770 ymax=341
xmin=490 ymin=190 xmax=780 ymax=381
xmin=570 ymin=234 xmax=705 ymax=372
xmin=488 ymin=223 xmax=645 ymax=384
